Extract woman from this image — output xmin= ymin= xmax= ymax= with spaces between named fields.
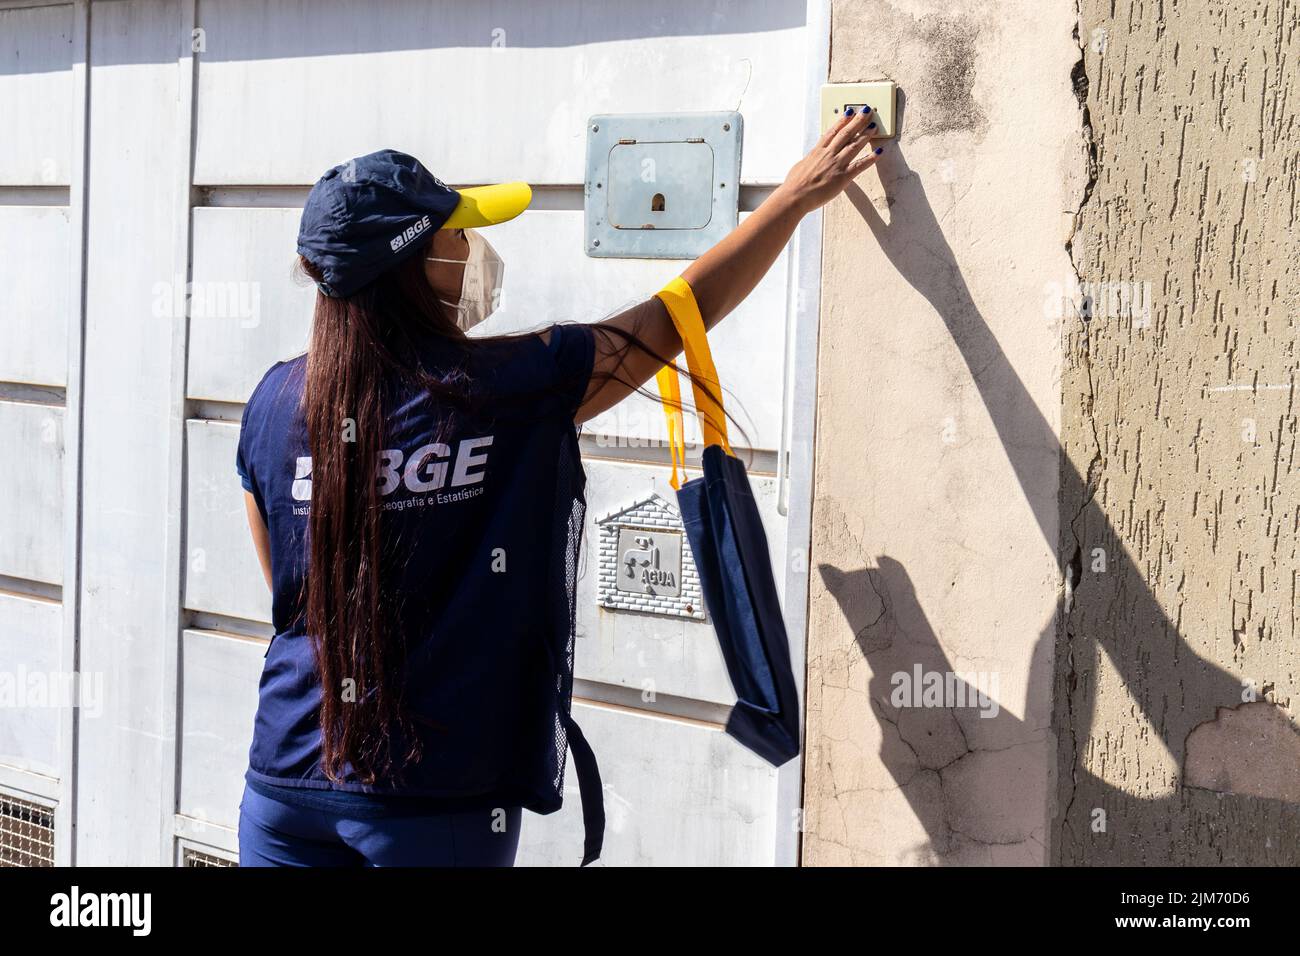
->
xmin=236 ymin=109 xmax=883 ymax=867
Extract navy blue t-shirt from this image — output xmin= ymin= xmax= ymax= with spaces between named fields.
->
xmin=236 ymin=323 xmax=595 ymax=819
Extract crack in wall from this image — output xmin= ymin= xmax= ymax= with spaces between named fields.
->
xmin=1055 ymin=11 xmax=1104 ymax=866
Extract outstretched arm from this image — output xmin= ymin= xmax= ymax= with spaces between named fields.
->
xmin=244 ymin=491 xmax=273 ymax=591
xmin=576 ymin=107 xmax=883 ymax=424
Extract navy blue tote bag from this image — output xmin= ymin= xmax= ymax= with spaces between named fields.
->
xmin=653 ymin=278 xmax=801 ymax=768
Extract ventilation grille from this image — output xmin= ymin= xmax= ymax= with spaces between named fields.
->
xmin=0 ymin=793 xmax=55 ymax=867
xmin=182 ymin=847 xmax=236 ymax=868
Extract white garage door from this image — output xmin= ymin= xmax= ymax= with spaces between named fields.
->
xmin=0 ymin=0 xmax=827 ymax=866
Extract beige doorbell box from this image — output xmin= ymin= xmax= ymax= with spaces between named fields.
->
xmin=820 ymin=81 xmax=898 ymax=138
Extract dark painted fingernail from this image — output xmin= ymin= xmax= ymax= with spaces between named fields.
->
xmin=844 ymin=107 xmax=855 ymax=116
xmin=874 ymin=147 xmax=884 ymax=155
xmin=867 ymin=122 xmax=877 ymax=130
xmin=864 ymin=106 xmax=873 ymax=114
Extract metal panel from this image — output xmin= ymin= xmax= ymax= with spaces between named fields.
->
xmin=187 ymin=207 xmax=314 ymax=403
xmin=0 ymin=593 xmax=63 ymax=779
xmin=0 ymin=207 xmax=71 ymax=387
xmin=75 ymin=0 xmax=183 ymax=865
xmin=53 ymin=0 xmax=90 ymax=870
xmin=177 ymin=628 xmax=264 ymax=827
xmin=516 ymin=701 xmax=780 ymax=866
xmin=0 ymin=3 xmax=73 ymax=186
xmin=585 ymin=111 xmax=742 ymax=258
xmin=26 ymin=0 xmax=817 ymax=868
xmin=183 ymin=420 xmax=273 ymax=624
xmin=0 ymin=401 xmax=63 ymax=585
xmin=156 ymin=0 xmax=201 ymax=867
xmin=193 ymin=0 xmax=806 ymax=185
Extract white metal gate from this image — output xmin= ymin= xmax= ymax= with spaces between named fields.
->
xmin=0 ymin=0 xmax=827 ymax=866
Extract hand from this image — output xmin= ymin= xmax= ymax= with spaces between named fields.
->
xmin=777 ymin=107 xmax=883 ymax=214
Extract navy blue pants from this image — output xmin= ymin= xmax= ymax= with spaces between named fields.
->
xmin=238 ymin=784 xmax=522 ymax=867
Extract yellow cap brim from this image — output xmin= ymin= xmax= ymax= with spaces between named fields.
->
xmin=442 ymin=182 xmax=532 ymax=229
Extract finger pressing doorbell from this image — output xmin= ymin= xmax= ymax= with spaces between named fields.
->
xmin=584 ymin=111 xmax=743 ymax=259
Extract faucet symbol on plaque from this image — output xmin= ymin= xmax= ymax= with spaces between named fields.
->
xmin=624 ymin=535 xmax=658 ymax=575
xmin=622 ymin=534 xmax=676 ymax=593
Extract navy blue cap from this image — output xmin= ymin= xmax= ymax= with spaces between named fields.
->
xmin=297 ymin=149 xmax=461 ymax=298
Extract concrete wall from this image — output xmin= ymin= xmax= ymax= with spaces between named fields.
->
xmin=804 ymin=0 xmax=1082 ymax=865
xmin=805 ymin=0 xmax=1300 ymax=866
xmin=1055 ymin=0 xmax=1300 ymax=864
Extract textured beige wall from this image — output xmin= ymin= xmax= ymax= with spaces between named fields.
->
xmin=1055 ymin=0 xmax=1300 ymax=864
xmin=804 ymin=0 xmax=1082 ymax=865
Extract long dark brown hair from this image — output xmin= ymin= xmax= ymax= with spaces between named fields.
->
xmin=295 ymin=243 xmax=744 ymax=785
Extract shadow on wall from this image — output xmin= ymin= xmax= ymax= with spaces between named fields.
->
xmin=816 ymin=144 xmax=1300 ymax=865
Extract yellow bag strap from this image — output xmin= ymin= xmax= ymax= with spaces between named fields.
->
xmin=654 ymin=276 xmax=733 ymax=490
xmin=654 ymin=365 xmax=688 ymax=490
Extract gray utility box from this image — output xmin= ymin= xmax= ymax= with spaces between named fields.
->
xmin=584 ymin=111 xmax=743 ymax=259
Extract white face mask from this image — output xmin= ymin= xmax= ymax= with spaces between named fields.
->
xmin=427 ymin=229 xmax=505 ymax=331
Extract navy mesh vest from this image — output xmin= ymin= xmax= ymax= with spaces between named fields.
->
xmin=235 ymin=323 xmax=603 ymax=864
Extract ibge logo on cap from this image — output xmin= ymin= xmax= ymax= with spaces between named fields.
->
xmin=391 ymin=213 xmax=433 ymax=252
